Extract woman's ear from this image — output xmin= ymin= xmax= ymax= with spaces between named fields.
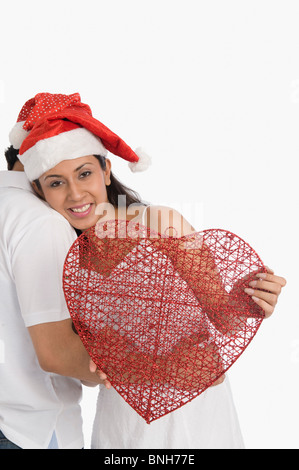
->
xmin=31 ymin=180 xmax=45 ymax=200
xmin=104 ymin=158 xmax=112 ymax=186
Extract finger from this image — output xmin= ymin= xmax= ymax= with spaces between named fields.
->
xmin=89 ymin=360 xmax=108 ymax=380
xmin=255 ymin=272 xmax=287 ymax=287
xmin=251 ymin=296 xmax=274 ymax=318
xmin=265 ymin=266 xmax=274 ymax=274
xmin=103 ymin=379 xmax=112 ymax=390
xmin=89 ymin=360 xmax=97 ymax=373
xmin=244 ymin=287 xmax=278 ymax=306
xmin=96 ymin=370 xmax=108 ymax=380
xmin=248 ymin=279 xmax=282 ymax=295
xmin=211 ymin=374 xmax=225 ymax=386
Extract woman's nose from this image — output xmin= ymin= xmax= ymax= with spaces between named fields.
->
xmin=67 ymin=181 xmax=85 ymax=201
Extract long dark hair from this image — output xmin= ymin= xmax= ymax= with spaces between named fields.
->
xmin=94 ymin=155 xmax=143 ymax=208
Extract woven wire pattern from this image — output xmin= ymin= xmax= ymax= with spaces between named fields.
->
xmin=63 ymin=220 xmax=266 ymax=423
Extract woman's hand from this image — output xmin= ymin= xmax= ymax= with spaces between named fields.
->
xmin=244 ymin=267 xmax=287 ymax=318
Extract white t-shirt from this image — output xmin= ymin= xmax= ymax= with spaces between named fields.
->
xmin=0 ymin=171 xmax=83 ymax=449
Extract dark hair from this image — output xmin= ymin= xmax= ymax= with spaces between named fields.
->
xmin=33 ymin=154 xmax=144 ymax=208
xmin=5 ymin=145 xmax=19 ymax=170
xmin=94 ymin=155 xmax=143 ymax=207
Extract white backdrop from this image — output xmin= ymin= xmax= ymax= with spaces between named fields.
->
xmin=1 ymin=0 xmax=298 ymax=449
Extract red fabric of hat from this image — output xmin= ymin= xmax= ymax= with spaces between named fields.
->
xmin=11 ymin=92 xmax=151 ymax=180
xmin=19 ymin=107 xmax=140 ymax=166
xmin=9 ymin=93 xmax=87 ymax=149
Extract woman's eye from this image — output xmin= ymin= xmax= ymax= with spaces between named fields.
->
xmin=50 ymin=180 xmax=63 ymax=188
xmin=80 ymin=171 xmax=92 ymax=178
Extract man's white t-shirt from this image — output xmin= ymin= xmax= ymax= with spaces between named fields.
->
xmin=0 ymin=171 xmax=84 ymax=449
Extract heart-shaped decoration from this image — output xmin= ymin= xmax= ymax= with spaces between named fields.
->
xmin=63 ymin=220 xmax=266 ymax=423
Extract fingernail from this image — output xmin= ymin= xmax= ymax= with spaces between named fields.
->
xmin=244 ymin=288 xmax=255 ymax=295
xmin=256 ymin=273 xmax=267 ymax=279
xmin=249 ymin=280 xmax=257 ymax=287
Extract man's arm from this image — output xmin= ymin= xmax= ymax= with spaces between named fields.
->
xmin=28 ymin=318 xmax=109 ymax=385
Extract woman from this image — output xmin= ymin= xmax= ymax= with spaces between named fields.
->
xmin=10 ymin=92 xmax=286 ymax=448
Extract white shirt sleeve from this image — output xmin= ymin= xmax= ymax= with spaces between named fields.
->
xmin=11 ymin=213 xmax=77 ymax=327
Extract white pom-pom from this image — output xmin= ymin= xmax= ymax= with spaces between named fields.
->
xmin=128 ymin=147 xmax=152 ymax=172
xmin=9 ymin=121 xmax=29 ymax=149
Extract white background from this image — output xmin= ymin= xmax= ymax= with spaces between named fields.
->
xmin=1 ymin=0 xmax=298 ymax=449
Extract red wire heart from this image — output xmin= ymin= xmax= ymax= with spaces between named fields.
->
xmin=63 ymin=220 xmax=266 ymax=423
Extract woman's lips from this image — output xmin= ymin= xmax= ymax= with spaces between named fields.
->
xmin=68 ymin=203 xmax=93 ymax=218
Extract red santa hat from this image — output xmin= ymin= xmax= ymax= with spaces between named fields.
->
xmin=9 ymin=92 xmax=151 ymax=181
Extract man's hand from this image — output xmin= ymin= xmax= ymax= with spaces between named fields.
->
xmin=89 ymin=360 xmax=111 ymax=389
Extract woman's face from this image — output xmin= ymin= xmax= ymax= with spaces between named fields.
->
xmin=33 ymin=155 xmax=111 ymax=231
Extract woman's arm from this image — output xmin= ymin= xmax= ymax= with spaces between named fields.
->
xmin=147 ymin=206 xmax=286 ymax=331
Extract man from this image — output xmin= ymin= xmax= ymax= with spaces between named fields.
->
xmin=0 ymin=145 xmax=108 ymax=449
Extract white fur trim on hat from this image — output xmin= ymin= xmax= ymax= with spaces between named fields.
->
xmin=9 ymin=121 xmax=30 ymax=150
xmin=19 ymin=127 xmax=108 ymax=181
xmin=128 ymin=147 xmax=151 ymax=172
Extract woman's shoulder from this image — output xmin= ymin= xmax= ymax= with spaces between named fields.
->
xmin=143 ymin=204 xmax=195 ymax=237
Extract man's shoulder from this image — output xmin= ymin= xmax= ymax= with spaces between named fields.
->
xmin=0 ymin=186 xmax=75 ymax=238
xmin=1 ymin=186 xmax=57 ymax=217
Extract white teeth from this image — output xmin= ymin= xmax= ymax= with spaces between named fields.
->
xmin=71 ymin=204 xmax=91 ymax=213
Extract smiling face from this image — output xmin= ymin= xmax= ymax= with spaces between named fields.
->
xmin=33 ymin=155 xmax=111 ymax=231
